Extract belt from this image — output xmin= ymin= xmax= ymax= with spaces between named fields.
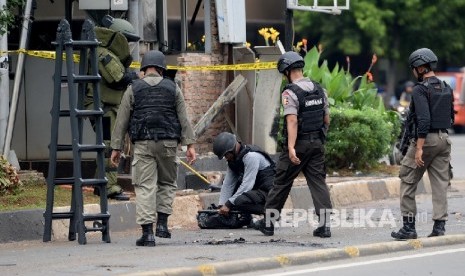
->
xmin=297 ymin=132 xmax=321 ymax=140
xmin=428 ymin=129 xmax=448 ymax=133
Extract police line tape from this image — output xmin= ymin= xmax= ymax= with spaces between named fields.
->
xmin=1 ymin=49 xmax=277 ymax=71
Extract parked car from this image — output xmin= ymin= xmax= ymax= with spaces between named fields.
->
xmin=435 ymin=72 xmax=465 ymax=133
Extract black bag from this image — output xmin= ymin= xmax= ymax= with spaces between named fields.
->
xmin=197 ymin=204 xmax=252 ymax=229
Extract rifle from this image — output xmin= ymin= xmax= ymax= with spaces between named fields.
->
xmin=399 ymin=111 xmax=416 ymax=156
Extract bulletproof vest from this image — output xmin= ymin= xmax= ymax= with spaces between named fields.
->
xmin=283 ymin=82 xmax=325 ymax=137
xmin=419 ymin=77 xmax=453 ymax=129
xmin=129 ymin=78 xmax=182 ymax=142
xmin=227 ymin=144 xmax=275 ymax=192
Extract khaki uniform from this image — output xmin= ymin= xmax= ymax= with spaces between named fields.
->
xmin=111 ymin=73 xmax=195 ymax=225
xmin=400 ymin=131 xmax=451 ymax=220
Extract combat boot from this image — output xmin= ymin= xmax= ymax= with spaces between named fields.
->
xmin=313 ymin=226 xmax=331 ymax=238
xmin=155 ymin=212 xmax=171 ymax=238
xmin=427 ymin=220 xmax=446 ymax=237
xmin=391 ymin=216 xmax=417 ymax=240
xmin=314 ymin=212 xmax=331 ymax=238
xmin=136 ymin=224 xmax=156 ymax=246
xmin=254 ymin=218 xmax=274 ymax=236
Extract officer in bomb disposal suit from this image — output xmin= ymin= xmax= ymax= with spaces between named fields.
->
xmin=85 ymin=15 xmax=140 ymax=201
xmin=110 ymin=50 xmax=196 ymax=246
xmin=391 ymin=48 xmax=454 ymax=240
xmin=255 ymin=51 xmax=333 ymax=237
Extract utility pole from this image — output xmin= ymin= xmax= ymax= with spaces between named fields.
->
xmin=0 ymin=0 xmax=9 ymax=155
xmin=284 ymin=5 xmax=293 ymax=52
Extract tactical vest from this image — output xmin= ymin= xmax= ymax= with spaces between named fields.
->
xmin=419 ymin=77 xmax=453 ymax=129
xmin=283 ymin=82 xmax=325 ymax=137
xmin=227 ymin=144 xmax=275 ymax=192
xmin=129 ymin=78 xmax=182 ymax=142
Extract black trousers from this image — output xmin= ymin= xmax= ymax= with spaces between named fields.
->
xmin=233 ymin=189 xmax=268 ymax=215
xmin=265 ymin=139 xmax=332 ymax=216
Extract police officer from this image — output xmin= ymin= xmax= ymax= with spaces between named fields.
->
xmin=256 ymin=51 xmax=332 ymax=237
xmin=110 ymin=50 xmax=196 ymax=246
xmin=85 ymin=15 xmax=140 ymax=200
xmin=391 ymin=48 xmax=454 ymax=240
xmin=214 ymin=132 xmax=275 ymax=215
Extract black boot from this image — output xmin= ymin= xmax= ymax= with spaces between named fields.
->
xmin=428 ymin=220 xmax=446 ymax=237
xmin=155 ymin=212 xmax=171 ymax=239
xmin=313 ymin=212 xmax=331 ymax=238
xmin=136 ymin=224 xmax=156 ymax=246
xmin=391 ymin=216 xmax=417 ymax=240
xmin=254 ymin=218 xmax=274 ymax=236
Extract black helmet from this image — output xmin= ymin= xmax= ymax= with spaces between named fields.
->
xmin=277 ymin=51 xmax=305 ymax=73
xmin=408 ymin=48 xmax=438 ymax=69
xmin=405 ymin=80 xmax=415 ymax=88
xmin=140 ymin=50 xmax=166 ymax=72
xmin=213 ymin=132 xmax=237 ymax=160
xmin=101 ymin=15 xmax=140 ymax=42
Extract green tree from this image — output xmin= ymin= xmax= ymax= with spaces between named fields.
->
xmin=293 ymin=0 xmax=465 ymax=100
xmin=0 ymin=0 xmax=24 ymax=35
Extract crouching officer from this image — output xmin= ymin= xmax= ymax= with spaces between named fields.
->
xmin=391 ymin=48 xmax=454 ymax=240
xmin=85 ymin=15 xmax=140 ymax=200
xmin=198 ymin=132 xmax=275 ymax=229
xmin=110 ymin=50 xmax=196 ymax=246
xmin=256 ymin=51 xmax=333 ymax=237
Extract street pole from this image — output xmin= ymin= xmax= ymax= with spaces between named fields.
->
xmin=284 ymin=4 xmax=294 ymax=52
xmin=3 ymin=0 xmax=34 ymax=163
xmin=0 ymin=0 xmax=8 ymax=155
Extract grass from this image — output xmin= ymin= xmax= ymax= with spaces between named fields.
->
xmin=0 ymin=183 xmax=100 ymax=212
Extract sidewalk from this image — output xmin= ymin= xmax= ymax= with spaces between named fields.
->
xmin=0 ymin=174 xmax=435 ymax=243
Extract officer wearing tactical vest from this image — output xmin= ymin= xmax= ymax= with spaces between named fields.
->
xmin=85 ymin=15 xmax=140 ymax=201
xmin=110 ymin=50 xmax=196 ymax=247
xmin=197 ymin=132 xmax=275 ymax=229
xmin=391 ymin=48 xmax=454 ymax=240
xmin=255 ymin=51 xmax=333 ymax=237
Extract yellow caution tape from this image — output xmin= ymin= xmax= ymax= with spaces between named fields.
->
xmin=1 ymin=49 xmax=277 ymax=70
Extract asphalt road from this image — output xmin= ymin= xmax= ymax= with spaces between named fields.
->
xmin=240 ymin=244 xmax=465 ymax=276
xmin=450 ymin=133 xmax=465 ymax=179
xmin=1 ymin=181 xmax=464 ymax=276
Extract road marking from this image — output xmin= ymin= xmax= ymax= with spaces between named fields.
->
xmin=266 ymin=247 xmax=465 ymax=276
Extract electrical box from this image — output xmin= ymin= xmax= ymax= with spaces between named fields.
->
xmin=215 ymin=0 xmax=246 ymax=43
xmin=79 ymin=0 xmax=128 ymax=11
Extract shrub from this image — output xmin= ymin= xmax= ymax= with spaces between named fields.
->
xmin=0 ymin=155 xmax=22 ymax=196
xmin=325 ymin=106 xmax=393 ymax=170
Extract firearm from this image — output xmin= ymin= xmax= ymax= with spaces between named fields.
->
xmin=399 ymin=111 xmax=416 ymax=156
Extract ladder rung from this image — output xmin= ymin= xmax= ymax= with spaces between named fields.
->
xmin=75 ymin=109 xmax=104 ymax=117
xmin=57 ymin=144 xmax=72 ymax=151
xmin=69 ymin=40 xmax=100 ymax=48
xmin=81 ymin=178 xmax=107 ymax=186
xmin=59 ymin=110 xmax=70 ymax=117
xmin=78 ymin=144 xmax=106 ymax=152
xmin=61 ymin=75 xmax=100 ymax=83
xmin=85 ymin=227 xmax=105 ymax=232
xmin=51 ymin=212 xmax=74 ymax=219
xmin=54 ymin=177 xmax=74 ymax=185
xmin=83 ymin=213 xmax=111 ymax=221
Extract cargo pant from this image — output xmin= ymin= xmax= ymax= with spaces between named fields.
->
xmin=265 ymin=138 xmax=333 ymax=220
xmin=132 ymin=139 xmax=178 ymax=225
xmin=399 ymin=131 xmax=452 ymax=220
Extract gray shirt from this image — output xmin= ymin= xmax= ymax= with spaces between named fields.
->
xmin=219 ymin=151 xmax=271 ymax=206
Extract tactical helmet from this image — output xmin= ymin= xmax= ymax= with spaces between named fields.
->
xmin=101 ymin=15 xmax=140 ymax=42
xmin=140 ymin=50 xmax=166 ymax=72
xmin=408 ymin=48 xmax=438 ymax=69
xmin=212 ymin=132 xmax=237 ymax=160
xmin=277 ymin=51 xmax=305 ymax=73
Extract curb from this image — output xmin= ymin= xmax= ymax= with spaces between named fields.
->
xmin=124 ymin=234 xmax=465 ymax=276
